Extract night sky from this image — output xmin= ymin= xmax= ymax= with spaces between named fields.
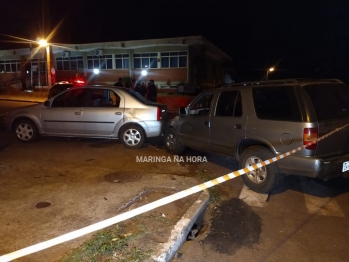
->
xmin=1 ymin=0 xmax=349 ymax=81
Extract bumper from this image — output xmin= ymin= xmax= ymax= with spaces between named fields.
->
xmin=143 ymin=120 xmax=166 ymax=138
xmin=278 ymin=153 xmax=349 ymax=180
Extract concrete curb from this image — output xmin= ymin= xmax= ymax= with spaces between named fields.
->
xmin=150 ymin=190 xmax=210 ymax=262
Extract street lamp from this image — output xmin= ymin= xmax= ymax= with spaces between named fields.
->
xmin=38 ymin=38 xmax=52 ymax=88
xmin=266 ymin=67 xmax=274 ymax=80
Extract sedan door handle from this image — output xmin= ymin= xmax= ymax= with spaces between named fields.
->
xmin=234 ymin=124 xmax=242 ymax=129
xmin=74 ymin=112 xmax=82 ymax=115
xmin=115 ymin=112 xmax=122 ymax=115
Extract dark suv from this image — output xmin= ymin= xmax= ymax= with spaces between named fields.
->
xmin=48 ymin=82 xmax=75 ymax=99
xmin=164 ymin=79 xmax=349 ymax=193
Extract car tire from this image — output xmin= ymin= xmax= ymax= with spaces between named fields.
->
xmin=239 ymin=145 xmax=284 ymax=193
xmin=164 ymin=128 xmax=185 ymax=155
xmin=14 ymin=119 xmax=38 ymax=143
xmin=120 ymin=124 xmax=145 ymax=149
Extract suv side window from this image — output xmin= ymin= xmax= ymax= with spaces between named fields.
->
xmin=51 ymin=89 xmax=87 ymax=107
xmin=189 ymin=93 xmax=214 ymax=115
xmin=215 ymin=90 xmax=242 ymax=117
xmin=253 ymin=86 xmax=301 ymax=121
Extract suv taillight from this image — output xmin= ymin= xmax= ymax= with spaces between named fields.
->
xmin=303 ymin=128 xmax=318 ymax=150
xmin=157 ymin=107 xmax=162 ymax=121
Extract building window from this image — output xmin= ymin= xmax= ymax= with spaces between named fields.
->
xmin=0 ymin=60 xmax=21 ymax=72
xmin=133 ymin=53 xmax=157 ymax=69
xmin=87 ymin=55 xmax=113 ymax=70
xmin=31 ymin=58 xmax=46 ymax=73
xmin=115 ymin=54 xmax=129 ymax=69
xmin=161 ymin=51 xmax=187 ymax=68
xmin=56 ymin=56 xmax=83 ymax=71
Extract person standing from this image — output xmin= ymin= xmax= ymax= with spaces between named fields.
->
xmin=147 ymin=79 xmax=157 ymax=102
xmin=137 ymin=82 xmax=147 ymax=97
xmin=114 ymin=77 xmax=123 ymax=87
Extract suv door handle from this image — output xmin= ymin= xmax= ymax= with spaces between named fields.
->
xmin=234 ymin=124 xmax=242 ymax=129
xmin=74 ymin=111 xmax=82 ymax=115
xmin=115 ymin=112 xmax=122 ymax=115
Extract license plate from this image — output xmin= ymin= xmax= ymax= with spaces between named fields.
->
xmin=343 ymin=161 xmax=349 ymax=172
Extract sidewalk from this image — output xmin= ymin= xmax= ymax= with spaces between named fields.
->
xmin=0 ymin=93 xmax=47 ymax=103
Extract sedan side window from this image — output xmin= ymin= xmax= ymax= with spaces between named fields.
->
xmin=189 ymin=93 xmax=214 ymax=115
xmin=89 ymin=89 xmax=120 ymax=107
xmin=51 ymin=89 xmax=87 ymax=107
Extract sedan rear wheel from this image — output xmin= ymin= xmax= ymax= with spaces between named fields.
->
xmin=120 ymin=125 xmax=145 ymax=149
xmin=14 ymin=119 xmax=38 ymax=143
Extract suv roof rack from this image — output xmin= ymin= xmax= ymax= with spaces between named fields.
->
xmin=222 ymin=78 xmax=343 ymax=87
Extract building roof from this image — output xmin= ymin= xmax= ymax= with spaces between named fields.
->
xmin=0 ymin=35 xmax=231 ymax=62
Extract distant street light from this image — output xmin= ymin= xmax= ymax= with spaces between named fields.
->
xmin=94 ymin=69 xmax=100 ymax=84
xmin=141 ymin=69 xmax=147 ymax=84
xmin=266 ymin=67 xmax=274 ymax=80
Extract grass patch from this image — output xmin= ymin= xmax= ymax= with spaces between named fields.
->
xmin=195 ymin=169 xmax=222 ymax=205
xmin=59 ymin=220 xmax=151 ymax=262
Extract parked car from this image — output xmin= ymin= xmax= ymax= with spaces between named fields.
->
xmin=164 ymin=79 xmax=349 ymax=193
xmin=5 ymin=86 xmax=167 ymax=149
xmin=48 ymin=81 xmax=75 ymax=99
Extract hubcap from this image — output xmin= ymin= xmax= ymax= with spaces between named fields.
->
xmin=244 ymin=156 xmax=266 ymax=184
xmin=123 ymin=128 xmax=141 ymax=146
xmin=16 ymin=123 xmax=34 ymax=141
xmin=166 ymin=133 xmax=176 ymax=150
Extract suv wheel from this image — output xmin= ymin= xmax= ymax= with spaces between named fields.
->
xmin=240 ymin=146 xmax=284 ymax=193
xmin=14 ymin=119 xmax=38 ymax=143
xmin=164 ymin=128 xmax=185 ymax=155
xmin=120 ymin=125 xmax=145 ymax=149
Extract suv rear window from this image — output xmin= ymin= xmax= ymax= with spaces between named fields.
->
xmin=253 ymin=86 xmax=302 ymax=121
xmin=303 ymin=83 xmax=349 ymax=121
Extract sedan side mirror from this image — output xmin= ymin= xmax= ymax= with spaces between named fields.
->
xmin=179 ymin=106 xmax=188 ymax=115
xmin=44 ymin=100 xmax=51 ymax=107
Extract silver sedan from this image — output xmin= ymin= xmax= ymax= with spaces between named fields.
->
xmin=4 ymin=86 xmax=167 ymax=149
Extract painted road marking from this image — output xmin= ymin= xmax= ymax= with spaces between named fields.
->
xmin=299 ymin=177 xmax=345 ymax=217
xmin=304 ymin=195 xmax=344 ymax=217
xmin=239 ymin=185 xmax=268 ymax=207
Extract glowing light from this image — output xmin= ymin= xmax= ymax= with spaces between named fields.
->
xmin=93 ymin=69 xmax=100 ymax=74
xmin=141 ymin=70 xmax=147 ymax=76
xmin=269 ymin=67 xmax=274 ymax=72
xmin=38 ymin=39 xmax=47 ymax=47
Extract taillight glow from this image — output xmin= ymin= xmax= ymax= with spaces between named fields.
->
xmin=303 ymin=128 xmax=318 ymax=150
xmin=157 ymin=107 xmax=161 ymax=121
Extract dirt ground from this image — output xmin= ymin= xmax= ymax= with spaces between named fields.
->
xmin=0 ymin=133 xmax=207 ymax=262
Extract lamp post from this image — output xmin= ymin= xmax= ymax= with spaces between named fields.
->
xmin=266 ymin=67 xmax=274 ymax=80
xmin=38 ymin=39 xmax=52 ymax=88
